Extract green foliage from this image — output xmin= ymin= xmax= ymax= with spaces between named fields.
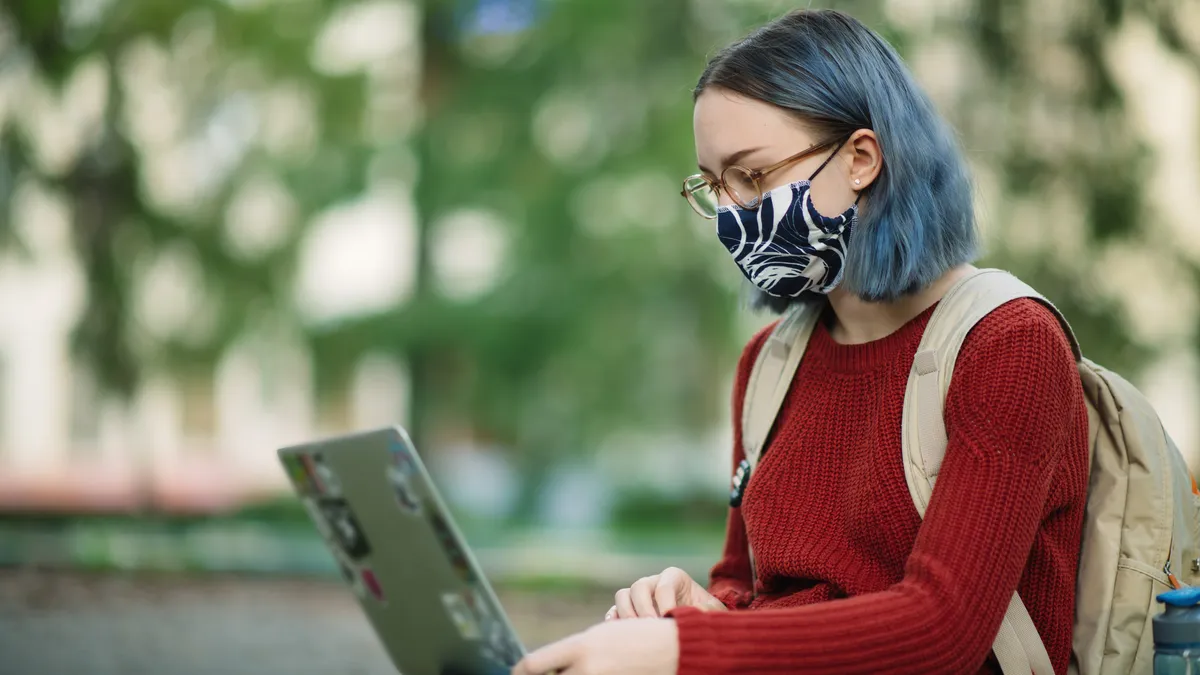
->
xmin=610 ymin=486 xmax=729 ymax=534
xmin=1 ymin=0 xmax=374 ymax=395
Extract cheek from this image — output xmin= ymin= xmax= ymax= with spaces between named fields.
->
xmin=806 ymin=174 xmax=857 ymax=216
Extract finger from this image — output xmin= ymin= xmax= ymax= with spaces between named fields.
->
xmin=513 ymin=636 xmax=579 ymax=675
xmin=603 ymin=605 xmax=617 ymax=621
xmin=653 ymin=576 xmax=678 ymax=615
xmin=614 ymin=588 xmax=636 ymax=619
xmin=659 ymin=567 xmax=690 ymax=610
xmin=629 ymin=576 xmax=660 ymax=617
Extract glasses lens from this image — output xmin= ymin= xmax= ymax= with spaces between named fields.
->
xmin=723 ymin=166 xmax=761 ymax=209
xmin=683 ymin=176 xmax=719 ymax=218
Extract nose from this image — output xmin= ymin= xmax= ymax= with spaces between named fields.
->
xmin=716 ymin=188 xmax=737 ymax=208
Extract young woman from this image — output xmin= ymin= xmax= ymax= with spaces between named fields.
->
xmin=513 ymin=9 xmax=1088 ymax=675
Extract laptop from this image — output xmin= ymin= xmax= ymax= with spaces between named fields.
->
xmin=278 ymin=426 xmax=526 ymax=675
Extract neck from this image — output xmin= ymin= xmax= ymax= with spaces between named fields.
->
xmin=825 ymin=264 xmax=975 ymax=345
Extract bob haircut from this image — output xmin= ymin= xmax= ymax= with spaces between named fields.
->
xmin=695 ymin=9 xmax=979 ymax=311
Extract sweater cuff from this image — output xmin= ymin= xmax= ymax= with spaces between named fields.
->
xmin=671 ymin=606 xmax=725 ymax=675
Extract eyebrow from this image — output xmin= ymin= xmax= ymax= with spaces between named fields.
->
xmin=697 ymin=146 xmax=767 ymax=176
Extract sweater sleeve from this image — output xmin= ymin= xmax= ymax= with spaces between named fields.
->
xmin=673 ymin=300 xmax=1086 ymax=674
xmin=706 ymin=322 xmax=775 ymax=610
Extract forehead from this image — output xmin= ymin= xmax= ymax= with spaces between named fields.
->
xmin=693 ymin=88 xmax=815 ymax=164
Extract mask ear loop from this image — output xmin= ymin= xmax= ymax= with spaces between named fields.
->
xmin=806 ymin=135 xmax=853 ymax=182
xmin=807 ymin=135 xmax=864 ymax=210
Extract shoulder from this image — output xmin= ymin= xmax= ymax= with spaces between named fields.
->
xmin=731 ymin=319 xmax=780 ymax=416
xmin=948 ymin=297 xmax=1083 ymax=436
xmin=737 ymin=320 xmax=779 ymax=374
xmin=945 ymin=298 xmax=1087 ymax=471
xmin=957 ymin=297 xmax=1076 ymax=367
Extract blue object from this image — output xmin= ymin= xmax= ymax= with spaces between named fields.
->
xmin=1160 ymin=588 xmax=1200 ymax=608
xmin=1155 ymin=587 xmax=1200 ymax=674
xmin=1155 ymin=647 xmax=1200 ymax=675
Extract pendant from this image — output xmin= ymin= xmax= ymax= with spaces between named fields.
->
xmin=729 ymin=458 xmax=751 ymax=508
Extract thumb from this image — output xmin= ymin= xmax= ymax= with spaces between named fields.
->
xmin=513 ymin=635 xmax=579 ymax=675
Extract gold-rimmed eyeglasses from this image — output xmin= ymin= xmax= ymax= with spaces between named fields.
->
xmin=680 ymin=137 xmax=847 ymax=219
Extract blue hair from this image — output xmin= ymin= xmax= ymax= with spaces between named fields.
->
xmin=695 ymin=9 xmax=978 ymax=309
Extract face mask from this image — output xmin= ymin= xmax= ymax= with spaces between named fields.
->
xmin=715 ymin=150 xmax=858 ymax=297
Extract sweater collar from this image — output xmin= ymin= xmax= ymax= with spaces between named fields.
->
xmin=805 ymin=302 xmax=939 ymax=373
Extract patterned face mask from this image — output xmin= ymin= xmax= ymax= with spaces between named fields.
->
xmin=715 ymin=149 xmax=858 ymax=297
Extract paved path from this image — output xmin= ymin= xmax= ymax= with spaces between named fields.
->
xmin=0 ymin=568 xmax=611 ymax=675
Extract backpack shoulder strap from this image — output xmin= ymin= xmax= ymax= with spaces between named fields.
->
xmin=902 ymin=268 xmax=1080 ymax=506
xmin=741 ymin=301 xmax=825 ymax=471
xmin=901 ymin=267 xmax=1079 ymax=675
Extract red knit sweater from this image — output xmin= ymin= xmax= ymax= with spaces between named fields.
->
xmin=671 ymin=299 xmax=1089 ymax=674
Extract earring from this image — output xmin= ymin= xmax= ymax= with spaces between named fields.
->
xmin=854 ymin=178 xmax=861 ymax=185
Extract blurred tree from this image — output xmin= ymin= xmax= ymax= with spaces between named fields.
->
xmin=0 ymin=0 xmax=377 ymax=393
xmin=310 ymin=0 xmax=745 ymax=509
xmin=953 ymin=0 xmax=1200 ymax=374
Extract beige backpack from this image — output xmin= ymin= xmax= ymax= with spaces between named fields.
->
xmin=741 ymin=268 xmax=1200 ymax=675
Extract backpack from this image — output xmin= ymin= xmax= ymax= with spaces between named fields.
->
xmin=740 ymin=268 xmax=1200 ymax=675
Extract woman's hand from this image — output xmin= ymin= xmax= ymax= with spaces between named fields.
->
xmin=512 ymin=617 xmax=678 ymax=675
xmin=604 ymin=566 xmax=727 ymax=620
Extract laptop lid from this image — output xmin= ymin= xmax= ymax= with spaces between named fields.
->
xmin=278 ymin=426 xmax=523 ymax=675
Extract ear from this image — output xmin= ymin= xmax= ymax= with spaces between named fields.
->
xmin=844 ymin=129 xmax=882 ymax=192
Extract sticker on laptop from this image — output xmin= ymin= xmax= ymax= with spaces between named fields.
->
xmin=463 ymin=586 xmax=492 ymax=619
xmin=485 ymin=626 xmax=523 ymax=668
xmin=309 ymin=453 xmax=343 ymax=497
xmin=427 ymin=511 xmax=477 ymax=584
xmin=359 ymin=567 xmax=387 ymax=604
xmin=478 ymin=624 xmax=521 ymax=667
xmin=303 ymin=498 xmax=334 ymax=540
xmin=283 ymin=455 xmax=316 ymax=493
xmin=441 ymin=592 xmax=482 ymax=640
xmin=330 ymin=548 xmax=367 ymax=599
xmin=462 ymin=587 xmax=517 ymax=666
xmin=320 ymin=499 xmax=372 ymax=560
xmin=385 ymin=453 xmax=422 ymax=515
xmin=299 ymin=454 xmax=325 ymax=493
xmin=336 ymin=557 xmax=356 ymax=584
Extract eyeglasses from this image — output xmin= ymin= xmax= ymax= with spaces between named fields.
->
xmin=680 ymin=137 xmax=846 ymax=219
